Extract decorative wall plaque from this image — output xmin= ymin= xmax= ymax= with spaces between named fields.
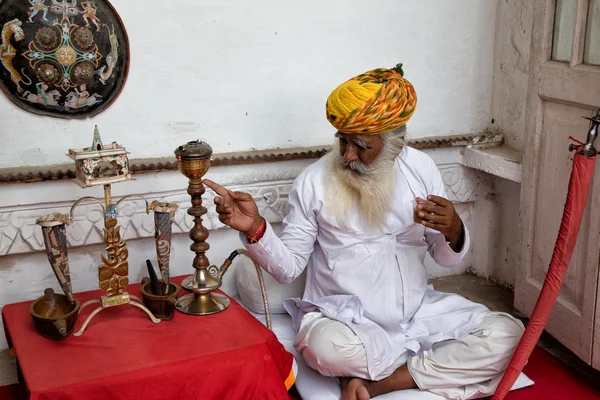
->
xmin=0 ymin=0 xmax=129 ymax=118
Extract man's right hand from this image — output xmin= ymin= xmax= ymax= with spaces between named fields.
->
xmin=203 ymin=179 xmax=264 ymax=236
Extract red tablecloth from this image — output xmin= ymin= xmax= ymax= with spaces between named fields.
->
xmin=2 ymin=276 xmax=295 ymax=400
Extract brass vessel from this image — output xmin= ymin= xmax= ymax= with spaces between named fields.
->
xmin=140 ymin=278 xmax=180 ymax=320
xmin=174 ymin=140 xmax=234 ymax=315
xmin=30 ymin=289 xmax=81 ymax=340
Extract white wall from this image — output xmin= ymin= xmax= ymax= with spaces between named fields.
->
xmin=490 ymin=0 xmax=533 ymax=153
xmin=490 ymin=177 xmax=523 ymax=286
xmin=482 ymin=0 xmax=534 ymax=287
xmin=0 ymin=0 xmax=497 ymax=168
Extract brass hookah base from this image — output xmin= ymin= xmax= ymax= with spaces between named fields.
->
xmin=176 ymin=268 xmax=230 ymax=316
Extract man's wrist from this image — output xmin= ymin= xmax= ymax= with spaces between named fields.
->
xmin=245 ymin=216 xmax=265 ymax=237
xmin=447 ymin=222 xmax=465 ymax=252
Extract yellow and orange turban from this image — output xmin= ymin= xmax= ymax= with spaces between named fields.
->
xmin=326 ymin=64 xmax=417 ymax=135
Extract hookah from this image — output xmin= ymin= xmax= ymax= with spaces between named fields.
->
xmin=173 ymin=140 xmax=272 ymax=325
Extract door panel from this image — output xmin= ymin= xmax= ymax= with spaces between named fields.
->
xmin=517 ymin=101 xmax=600 ymax=363
xmin=516 ymin=0 xmax=600 ymax=365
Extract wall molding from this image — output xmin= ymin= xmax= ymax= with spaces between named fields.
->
xmin=0 ymin=161 xmax=487 ymax=256
xmin=0 ymin=133 xmax=502 ymax=184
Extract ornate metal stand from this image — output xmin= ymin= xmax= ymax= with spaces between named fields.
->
xmin=71 ymin=184 xmax=160 ymax=336
xmin=174 ymin=140 xmax=232 ymax=315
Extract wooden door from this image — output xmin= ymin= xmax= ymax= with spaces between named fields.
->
xmin=516 ymin=0 xmax=600 ymax=365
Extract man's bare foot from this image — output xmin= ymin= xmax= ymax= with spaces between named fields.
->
xmin=339 ymin=364 xmax=416 ymax=399
xmin=341 ymin=378 xmax=372 ymax=400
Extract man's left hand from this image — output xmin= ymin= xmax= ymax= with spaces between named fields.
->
xmin=414 ymin=195 xmax=464 ymax=252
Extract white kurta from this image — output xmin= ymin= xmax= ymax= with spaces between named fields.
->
xmin=242 ymin=146 xmax=490 ymax=380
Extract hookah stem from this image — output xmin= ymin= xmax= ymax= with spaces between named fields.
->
xmin=218 ymin=250 xmax=240 ymax=278
xmin=227 ymin=250 xmax=239 ymax=262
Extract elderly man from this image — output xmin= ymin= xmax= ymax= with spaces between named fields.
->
xmin=204 ymin=64 xmax=524 ymax=400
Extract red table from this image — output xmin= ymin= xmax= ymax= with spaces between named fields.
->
xmin=2 ymin=276 xmax=295 ymax=400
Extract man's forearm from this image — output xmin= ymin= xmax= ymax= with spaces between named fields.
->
xmin=446 ymin=222 xmax=465 ymax=252
xmin=242 ymin=221 xmax=309 ymax=284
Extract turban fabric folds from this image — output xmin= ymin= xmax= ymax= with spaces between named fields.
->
xmin=326 ymin=64 xmax=417 ymax=135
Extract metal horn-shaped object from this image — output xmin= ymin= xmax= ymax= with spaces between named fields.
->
xmin=149 ymin=200 xmax=179 ymax=294
xmin=36 ymin=213 xmax=75 ymax=303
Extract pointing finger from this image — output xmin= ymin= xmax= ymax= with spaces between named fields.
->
xmin=203 ymin=179 xmax=229 ymax=197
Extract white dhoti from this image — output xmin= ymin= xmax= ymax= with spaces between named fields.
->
xmin=295 ymin=311 xmax=525 ymax=400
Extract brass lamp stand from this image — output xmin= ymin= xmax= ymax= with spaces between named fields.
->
xmin=65 ymin=127 xmax=160 ymax=336
xmin=71 ymin=185 xmax=161 ymax=336
xmin=174 ymin=140 xmax=233 ymax=315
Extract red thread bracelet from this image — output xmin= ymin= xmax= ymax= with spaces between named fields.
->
xmin=247 ymin=219 xmax=266 ymax=244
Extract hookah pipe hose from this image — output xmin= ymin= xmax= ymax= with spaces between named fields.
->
xmin=220 ymin=249 xmax=272 ymax=330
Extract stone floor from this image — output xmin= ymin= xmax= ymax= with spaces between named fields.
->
xmin=1 ymin=274 xmax=599 ymax=389
xmin=0 ymin=349 xmax=16 ymax=387
xmin=430 ymin=274 xmax=516 ymax=314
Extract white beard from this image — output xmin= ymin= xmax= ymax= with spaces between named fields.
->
xmin=323 ymin=140 xmax=397 ymax=231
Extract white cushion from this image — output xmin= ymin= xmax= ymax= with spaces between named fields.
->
xmin=235 ymin=254 xmax=306 ymax=314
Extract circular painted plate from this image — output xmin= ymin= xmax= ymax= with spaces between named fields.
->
xmin=0 ymin=0 xmax=129 ymax=118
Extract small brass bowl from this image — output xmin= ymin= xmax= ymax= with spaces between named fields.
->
xmin=30 ymin=294 xmax=80 ymax=340
xmin=140 ymin=279 xmax=180 ymax=320
xmin=177 ymin=159 xmax=210 ymax=179
xmin=174 ymin=140 xmax=212 ymax=179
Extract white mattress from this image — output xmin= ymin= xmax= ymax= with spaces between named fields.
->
xmin=237 ymin=298 xmax=534 ymax=399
